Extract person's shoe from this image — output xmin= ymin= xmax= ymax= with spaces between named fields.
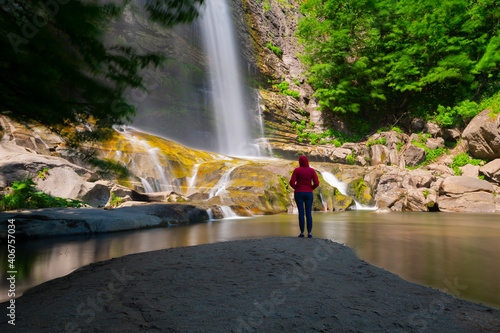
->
xmin=308 ymin=234 xmax=313 ymax=238
xmin=298 ymin=233 xmax=305 ymax=238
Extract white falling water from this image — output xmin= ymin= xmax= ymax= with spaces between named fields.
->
xmin=139 ymin=177 xmax=155 ymax=193
xmin=321 ymin=171 xmax=349 ymax=196
xmin=256 ymin=92 xmax=273 ymax=157
xmin=200 ymin=0 xmax=252 ymax=156
xmin=208 ymin=164 xmax=238 ymax=203
xmin=321 ymin=171 xmax=377 ymax=210
xmin=220 ymin=206 xmax=237 ymax=218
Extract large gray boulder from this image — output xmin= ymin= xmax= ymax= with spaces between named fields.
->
xmin=480 ymin=159 xmax=500 ymax=184
xmin=439 ymin=176 xmax=494 ymax=195
xmin=438 ymin=192 xmax=496 ymax=213
xmin=404 ymin=144 xmax=426 ymax=167
xmin=462 ymin=109 xmax=500 ymax=160
xmin=0 ymin=142 xmax=97 ymax=197
xmin=437 ymin=176 xmax=496 ymax=213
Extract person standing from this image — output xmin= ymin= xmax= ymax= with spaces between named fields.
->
xmin=289 ymin=155 xmax=319 ymax=238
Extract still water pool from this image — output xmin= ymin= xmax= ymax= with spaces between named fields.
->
xmin=1 ymin=211 xmax=499 ymax=309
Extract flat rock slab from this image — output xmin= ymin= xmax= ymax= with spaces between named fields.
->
xmin=1 ymin=238 xmax=498 ymax=332
xmin=0 ymin=204 xmax=209 ymax=239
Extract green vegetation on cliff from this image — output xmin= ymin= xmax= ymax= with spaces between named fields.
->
xmin=297 ymin=0 xmax=500 ymax=133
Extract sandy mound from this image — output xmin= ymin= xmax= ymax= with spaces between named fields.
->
xmin=1 ymin=237 xmax=499 ymax=332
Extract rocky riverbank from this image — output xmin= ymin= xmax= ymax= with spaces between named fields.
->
xmin=0 ymin=204 xmax=209 ymax=239
xmin=1 ymin=237 xmax=499 ymax=332
xmin=2 ymin=109 xmax=500 ymax=242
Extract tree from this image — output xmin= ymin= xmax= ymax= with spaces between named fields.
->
xmin=0 ymin=0 xmax=204 ymax=144
xmin=297 ymin=0 xmax=500 ymax=132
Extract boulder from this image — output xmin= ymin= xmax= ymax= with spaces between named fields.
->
xmin=34 ymin=167 xmax=91 ymax=200
xmin=0 ymin=142 xmax=99 ymax=202
xmin=462 ymin=109 xmax=500 ymax=160
xmin=332 ymin=193 xmax=355 ymax=211
xmin=480 ymin=159 xmax=500 ymax=184
xmin=0 ymin=204 xmax=210 ymax=239
xmin=370 ymin=145 xmax=390 ymax=166
xmin=439 ymin=176 xmax=494 ymax=195
xmin=410 ymin=118 xmax=425 ymax=132
xmin=424 ymin=121 xmax=441 ymax=136
xmin=437 ymin=192 xmax=496 ymax=213
xmin=376 ymin=188 xmax=406 ymax=211
xmin=330 ymin=147 xmax=353 ymax=164
xmin=402 ymin=170 xmax=435 ymax=189
xmin=437 ymin=176 xmax=496 ymax=213
xmin=83 ymin=181 xmax=148 ymax=207
xmin=460 ymin=164 xmax=480 ymax=178
xmin=404 ymin=145 xmax=426 ymax=167
xmin=402 ymin=188 xmax=437 ymax=212
xmin=425 ymin=137 xmax=445 ymax=150
xmin=441 ymin=128 xmax=461 ymax=142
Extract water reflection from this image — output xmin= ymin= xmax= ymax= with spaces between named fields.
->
xmin=1 ymin=212 xmax=499 ymax=309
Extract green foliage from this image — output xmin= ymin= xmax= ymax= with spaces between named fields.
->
xmin=1 ymin=178 xmax=85 ymax=211
xmin=273 ymin=80 xmax=300 ymax=98
xmin=346 ymin=152 xmax=356 ymax=165
xmin=423 ymin=190 xmax=429 ymax=198
xmin=425 ymin=147 xmax=448 ymax=165
xmin=297 ymin=0 xmax=500 ymax=129
xmin=449 ymin=152 xmax=486 ymax=175
xmin=267 ymin=42 xmax=283 ymax=57
xmin=0 ymin=0 xmax=204 ymax=145
xmin=397 ymin=141 xmax=405 ymax=152
xmin=366 ymin=137 xmax=386 ymax=147
xmin=481 ymin=91 xmax=500 ymax=115
xmin=38 ymin=168 xmax=49 ymax=180
xmin=262 ymin=0 xmax=271 ymax=11
xmin=435 ymin=100 xmax=480 ymax=128
xmin=109 ymin=191 xmax=123 ymax=208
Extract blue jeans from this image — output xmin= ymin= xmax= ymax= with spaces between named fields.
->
xmin=294 ymin=192 xmax=313 ymax=234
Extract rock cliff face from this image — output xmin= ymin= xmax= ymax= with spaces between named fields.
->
xmin=231 ymin=0 xmax=320 ymax=155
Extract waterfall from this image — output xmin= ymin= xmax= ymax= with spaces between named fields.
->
xmin=139 ymin=177 xmax=155 ymax=193
xmin=200 ymin=0 xmax=253 ymax=156
xmin=256 ymin=92 xmax=273 ymax=157
xmin=321 ymin=171 xmax=377 ymax=210
xmin=208 ymin=164 xmax=239 ymax=203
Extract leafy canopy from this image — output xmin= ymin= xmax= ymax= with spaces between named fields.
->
xmin=0 ymin=0 xmax=204 ymax=144
xmin=297 ymin=0 xmax=500 ymax=131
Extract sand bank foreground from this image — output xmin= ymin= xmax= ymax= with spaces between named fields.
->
xmin=1 ymin=237 xmax=499 ymax=332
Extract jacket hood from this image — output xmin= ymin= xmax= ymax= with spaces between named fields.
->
xmin=298 ymin=155 xmax=309 ymax=167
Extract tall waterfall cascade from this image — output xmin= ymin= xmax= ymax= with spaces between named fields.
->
xmin=200 ymin=0 xmax=254 ymax=156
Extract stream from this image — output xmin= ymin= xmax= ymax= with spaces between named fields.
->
xmin=1 ymin=211 xmax=499 ymax=310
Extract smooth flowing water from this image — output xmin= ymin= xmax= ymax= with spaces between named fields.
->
xmin=200 ymin=0 xmax=253 ymax=155
xmin=1 ymin=212 xmax=499 ymax=309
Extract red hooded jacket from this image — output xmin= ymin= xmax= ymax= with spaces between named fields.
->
xmin=289 ymin=156 xmax=319 ymax=193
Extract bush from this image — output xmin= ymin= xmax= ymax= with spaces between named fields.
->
xmin=266 ymin=42 xmax=282 ymax=57
xmin=1 ymin=178 xmax=85 ymax=211
xmin=435 ymin=100 xmax=480 ymax=128
xmin=449 ymin=152 xmax=485 ymax=175
xmin=366 ymin=137 xmax=386 ymax=147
